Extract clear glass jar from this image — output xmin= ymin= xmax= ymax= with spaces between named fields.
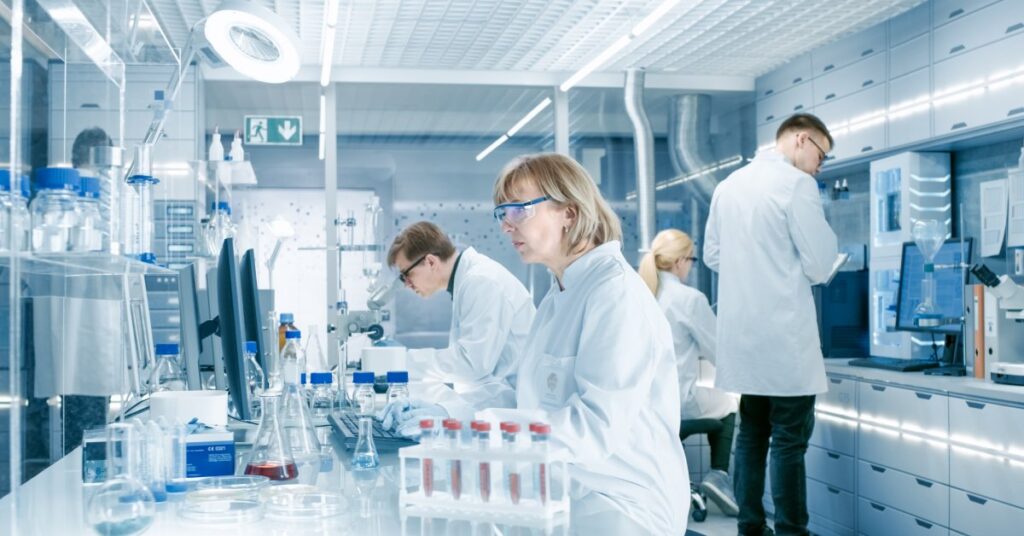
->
xmin=205 ymin=201 xmax=237 ymax=254
xmin=30 ymin=167 xmax=80 ymax=253
xmin=149 ymin=343 xmax=186 ymax=392
xmin=310 ymin=372 xmax=334 ymax=417
xmin=75 ymin=176 xmax=105 ymax=252
xmin=352 ymin=372 xmax=376 ymax=416
xmin=12 ymin=176 xmax=31 ymax=252
xmin=385 ymin=371 xmax=409 ymax=404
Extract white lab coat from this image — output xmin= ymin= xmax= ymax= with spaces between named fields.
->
xmin=704 ymin=149 xmax=838 ymax=396
xmin=407 ymin=247 xmax=535 ymax=420
xmin=656 ymin=271 xmax=737 ymax=420
xmin=505 ymin=242 xmax=689 ymax=535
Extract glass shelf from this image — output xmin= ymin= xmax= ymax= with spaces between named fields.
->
xmin=0 ymin=252 xmax=175 ymax=278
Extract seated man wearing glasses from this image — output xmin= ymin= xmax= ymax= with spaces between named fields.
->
xmin=382 ymin=221 xmax=535 ymax=430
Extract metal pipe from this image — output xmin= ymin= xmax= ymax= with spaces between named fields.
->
xmin=668 ymin=94 xmax=718 ymax=205
xmin=624 ymin=68 xmax=656 ymax=254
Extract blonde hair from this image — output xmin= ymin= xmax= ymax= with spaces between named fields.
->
xmin=639 ymin=229 xmax=695 ymax=295
xmin=493 ymin=153 xmax=622 ymax=255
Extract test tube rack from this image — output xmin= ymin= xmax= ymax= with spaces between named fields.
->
xmin=398 ymin=443 xmax=570 ymax=522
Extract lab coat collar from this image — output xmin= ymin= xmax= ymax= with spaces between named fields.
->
xmin=446 ymin=249 xmax=467 ymax=296
xmin=558 ymin=241 xmax=622 ymax=291
xmin=756 ymin=147 xmax=794 ymax=167
xmin=657 ymin=270 xmax=683 ymax=290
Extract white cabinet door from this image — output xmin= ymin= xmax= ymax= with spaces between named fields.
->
xmin=757 ymin=119 xmax=783 ymax=150
xmin=857 ymin=461 xmax=950 ymax=526
xmin=859 ymin=499 xmax=950 ymax=536
xmin=948 ymin=397 xmax=1024 ymax=507
xmin=857 ymin=382 xmax=949 ymax=484
xmin=815 ymin=84 xmax=887 ymax=160
xmin=888 ymin=69 xmax=932 ymax=148
xmin=933 ymin=0 xmax=1024 ymax=62
xmin=933 ymin=32 xmax=1024 ymax=134
xmin=813 ymin=54 xmax=886 ymax=106
xmin=807 ymin=478 xmax=855 ymax=530
xmin=949 ymin=489 xmax=1024 ymax=536
xmin=932 ymin=0 xmax=1001 ymax=28
xmin=889 ymin=2 xmax=931 ymax=46
xmin=890 ymin=34 xmax=930 ymax=79
xmin=812 ymin=24 xmax=887 ymax=76
xmin=756 ymin=54 xmax=813 ymax=98
xmin=807 ymin=446 xmax=855 ymax=492
xmin=757 ymin=83 xmax=813 ymax=125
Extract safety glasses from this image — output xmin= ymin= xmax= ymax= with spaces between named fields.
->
xmin=493 ymin=196 xmax=549 ymax=225
xmin=399 ymin=255 xmax=427 ymax=283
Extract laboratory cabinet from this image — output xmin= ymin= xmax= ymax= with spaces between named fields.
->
xmin=813 ymin=84 xmax=887 ymax=160
xmin=756 ymin=118 xmax=783 ymax=149
xmin=857 ymin=461 xmax=949 ymax=527
xmin=858 ymin=499 xmax=950 ymax=536
xmin=949 ymin=489 xmax=1024 ymax=535
xmin=932 ymin=0 xmax=1001 ymax=28
xmin=947 ymin=397 xmax=1024 ymax=506
xmin=755 ymin=54 xmax=812 ymax=98
xmin=889 ymin=34 xmax=930 ymax=80
xmin=806 ymin=446 xmax=855 ymax=493
xmin=757 ymin=82 xmax=814 ymax=125
xmin=888 ymin=2 xmax=931 ymax=47
xmin=807 ymin=478 xmax=856 ymax=531
xmin=811 ymin=24 xmax=887 ymax=76
xmin=887 ymin=69 xmax=932 ymax=148
xmin=932 ymin=0 xmax=1024 ymax=62
xmin=932 ymin=31 xmax=1024 ymax=135
xmin=813 ymin=54 xmax=886 ymax=107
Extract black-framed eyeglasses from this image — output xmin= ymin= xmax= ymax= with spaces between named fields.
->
xmin=399 ymin=255 xmax=427 ymax=283
xmin=685 ymin=256 xmax=699 ymax=263
xmin=805 ymin=135 xmax=829 ymax=163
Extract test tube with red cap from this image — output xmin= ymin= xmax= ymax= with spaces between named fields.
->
xmin=443 ymin=419 xmax=463 ymax=500
xmin=472 ymin=421 xmax=492 ymax=502
xmin=420 ymin=419 xmax=436 ymax=497
xmin=501 ymin=421 xmax=522 ymax=504
xmin=530 ymin=422 xmax=551 ymax=504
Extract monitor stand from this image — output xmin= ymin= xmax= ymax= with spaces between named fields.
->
xmin=924 ymin=333 xmax=967 ymax=376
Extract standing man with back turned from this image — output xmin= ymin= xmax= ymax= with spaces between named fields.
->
xmin=704 ymin=113 xmax=839 ymax=536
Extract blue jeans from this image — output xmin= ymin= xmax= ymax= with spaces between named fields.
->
xmin=734 ymin=394 xmax=816 ymax=536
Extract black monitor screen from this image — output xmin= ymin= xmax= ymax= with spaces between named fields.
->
xmin=217 ymin=238 xmax=251 ymax=420
xmin=896 ymin=238 xmax=972 ymax=334
xmin=239 ymin=249 xmax=265 ymax=372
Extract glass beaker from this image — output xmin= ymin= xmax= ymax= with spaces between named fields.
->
xmin=351 ymin=417 xmax=379 ymax=469
xmin=86 ymin=423 xmax=156 ymax=536
xmin=912 ymin=219 xmax=946 ymax=326
xmin=244 ymin=392 xmax=298 ymax=482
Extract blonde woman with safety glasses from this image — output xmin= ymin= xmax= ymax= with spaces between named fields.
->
xmin=488 ymin=153 xmax=689 ymax=534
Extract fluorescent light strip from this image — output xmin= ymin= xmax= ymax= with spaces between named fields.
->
xmin=320 ymin=0 xmax=340 ymax=87
xmin=625 ymin=155 xmax=743 ymax=200
xmin=507 ymin=98 xmax=552 ymax=137
xmin=631 ymin=0 xmax=683 ymax=36
xmin=476 ymin=135 xmax=509 ymax=162
xmin=560 ymin=35 xmax=632 ymax=92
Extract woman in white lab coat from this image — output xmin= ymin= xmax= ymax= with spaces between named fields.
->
xmin=490 ymin=153 xmax=689 ymax=534
xmin=639 ymin=228 xmax=739 ymax=516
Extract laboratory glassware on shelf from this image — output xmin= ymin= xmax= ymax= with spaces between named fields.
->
xmin=0 ymin=171 xmax=30 ymax=252
xmin=204 ymin=201 xmax=237 ymax=256
xmin=149 ymin=343 xmax=186 ymax=392
xmin=75 ymin=176 xmax=105 ymax=252
xmin=244 ymin=392 xmax=299 ymax=482
xmin=30 ymin=167 xmax=80 ymax=253
xmin=85 ymin=423 xmax=156 ymax=536
xmin=126 ymin=145 xmax=158 ymax=263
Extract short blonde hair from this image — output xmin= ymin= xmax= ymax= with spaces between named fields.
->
xmin=493 ymin=153 xmax=621 ymax=255
xmin=638 ymin=229 xmax=694 ymax=295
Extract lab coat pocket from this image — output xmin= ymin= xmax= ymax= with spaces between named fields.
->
xmin=536 ymin=354 xmax=577 ymax=408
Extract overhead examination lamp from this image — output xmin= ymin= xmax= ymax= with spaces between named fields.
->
xmin=126 ymin=0 xmax=301 ymax=178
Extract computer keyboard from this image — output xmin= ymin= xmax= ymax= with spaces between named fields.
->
xmin=848 ymin=357 xmax=940 ymax=372
xmin=328 ymin=412 xmax=417 ymax=452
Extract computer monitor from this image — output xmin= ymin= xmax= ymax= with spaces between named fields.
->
xmin=176 ymin=264 xmax=203 ymax=390
xmin=217 ymin=238 xmax=252 ymax=420
xmin=895 ymin=237 xmax=972 ymax=334
xmin=239 ymin=249 xmax=266 ymax=372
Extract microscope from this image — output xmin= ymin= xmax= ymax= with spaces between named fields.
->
xmin=970 ymin=264 xmax=1024 ymax=385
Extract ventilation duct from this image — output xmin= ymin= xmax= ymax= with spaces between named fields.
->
xmin=624 ymin=68 xmax=656 ymax=254
xmin=668 ymin=94 xmax=719 ymax=206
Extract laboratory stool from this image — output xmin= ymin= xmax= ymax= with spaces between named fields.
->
xmin=679 ymin=418 xmax=724 ymax=523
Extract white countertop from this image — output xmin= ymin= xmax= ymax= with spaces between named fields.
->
xmin=825 ymin=358 xmax=1024 ymax=406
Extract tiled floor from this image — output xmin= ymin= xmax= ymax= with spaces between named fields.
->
xmin=687 ymin=503 xmax=738 ymax=536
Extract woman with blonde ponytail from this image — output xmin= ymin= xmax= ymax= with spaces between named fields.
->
xmin=642 ymin=228 xmax=740 ymax=517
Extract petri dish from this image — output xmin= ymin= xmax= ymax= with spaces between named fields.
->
xmin=193 ymin=476 xmax=269 ymax=498
xmin=178 ymin=497 xmax=264 ymax=525
xmin=264 ymin=491 xmax=347 ymax=520
xmin=259 ymin=483 xmax=318 ymax=502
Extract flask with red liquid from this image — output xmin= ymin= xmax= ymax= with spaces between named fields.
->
xmin=243 ymin=391 xmax=298 ymax=481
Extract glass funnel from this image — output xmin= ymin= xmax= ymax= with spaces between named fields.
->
xmin=912 ymin=219 xmax=946 ymax=326
xmin=86 ymin=423 xmax=156 ymax=536
xmin=244 ymin=392 xmax=298 ymax=482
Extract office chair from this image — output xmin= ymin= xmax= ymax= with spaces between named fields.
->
xmin=679 ymin=418 xmax=725 ymax=522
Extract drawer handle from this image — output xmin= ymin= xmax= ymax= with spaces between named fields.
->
xmin=871 ymin=464 xmax=886 ymax=473
xmin=827 ymin=452 xmax=841 ymax=460
xmin=1007 ymin=23 xmax=1024 ymax=34
xmin=967 ymin=494 xmax=988 ymax=505
xmin=764 ymin=89 xmax=774 ymax=96
xmin=766 ymin=115 xmax=775 ymax=122
xmin=80 ymin=103 xmax=100 ymax=109
xmin=948 ymin=8 xmax=964 ymax=19
xmin=829 ymin=378 xmax=842 ymax=384
xmin=966 ymin=401 xmax=986 ymax=410
xmin=861 ymin=146 xmax=874 ymax=153
xmin=823 ymin=64 xmax=835 ymax=72
xmin=825 ymin=93 xmax=836 ymax=100
xmin=949 ymin=44 xmax=966 ymax=55
xmin=794 ymin=104 xmax=804 ymax=111
xmin=826 ymin=486 xmax=840 ymax=495
xmin=870 ymin=502 xmax=886 ymax=512
xmin=871 ymin=385 xmax=886 ymax=392
xmin=951 ymin=122 xmax=968 ymax=131
xmin=915 ymin=478 xmax=934 ymax=488
xmin=792 ymin=77 xmax=803 ymax=84
xmin=915 ymin=519 xmax=934 ymax=529
xmin=861 ymin=48 xmax=874 ymax=57
xmin=862 ymin=79 xmax=874 ymax=87
xmin=915 ymin=392 xmax=932 ymax=400
xmin=1008 ymin=107 xmax=1024 ymax=117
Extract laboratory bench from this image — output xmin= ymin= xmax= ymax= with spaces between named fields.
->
xmin=799 ymin=359 xmax=1024 ymax=536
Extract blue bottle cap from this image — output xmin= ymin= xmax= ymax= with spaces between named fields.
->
xmin=155 ymin=343 xmax=179 ymax=355
xmin=138 ymin=252 xmax=157 ymax=264
xmin=386 ymin=371 xmax=409 ymax=383
xmin=279 ymin=313 xmax=294 ymax=324
xmin=0 ymin=169 xmax=9 ymax=191
xmin=285 ymin=330 xmax=301 ymax=340
xmin=300 ymin=372 xmax=307 ymax=385
xmin=35 ymin=167 xmax=80 ymax=191
xmin=311 ymin=372 xmax=332 ymax=385
xmin=212 ymin=201 xmax=231 ymax=215
xmin=244 ymin=341 xmax=257 ymax=354
xmin=20 ymin=175 xmax=30 ymax=198
xmin=353 ymin=372 xmax=375 ymax=384
xmin=79 ymin=177 xmax=100 ymax=199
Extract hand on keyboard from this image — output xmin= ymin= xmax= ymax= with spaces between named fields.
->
xmin=380 ymin=399 xmax=448 ymax=438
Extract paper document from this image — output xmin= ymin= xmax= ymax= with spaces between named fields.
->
xmin=980 ymin=179 xmax=1008 ymax=257
xmin=1007 ymin=169 xmax=1024 ymax=247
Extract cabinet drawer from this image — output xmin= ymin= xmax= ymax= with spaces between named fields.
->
xmin=813 ymin=54 xmax=885 ymax=106
xmin=812 ymin=23 xmax=886 ymax=75
xmin=756 ymin=54 xmax=812 ymax=98
xmin=155 ymin=221 xmax=197 ymax=240
xmin=888 ymin=69 xmax=932 ymax=148
xmin=807 ymin=446 xmax=854 ymax=492
xmin=757 ymin=83 xmax=813 ymax=124
xmin=949 ymin=489 xmax=1024 ymax=536
xmin=149 ymin=309 xmax=181 ymax=328
xmin=810 ymin=412 xmax=857 ymax=455
xmin=889 ymin=2 xmax=930 ymax=46
xmin=819 ymin=375 xmax=856 ymax=414
xmin=858 ymin=382 xmax=948 ymax=432
xmin=890 ymin=34 xmax=930 ymax=79
xmin=857 ymin=461 xmax=949 ymax=526
xmin=807 ymin=478 xmax=855 ymax=529
xmin=932 ymin=0 xmax=1000 ymax=28
xmin=808 ymin=513 xmax=854 ymax=536
xmin=859 ymin=498 xmax=949 ymax=536
xmin=155 ymin=201 xmax=197 ymax=220
xmin=933 ymin=0 xmax=1024 ymax=62
xmin=858 ymin=420 xmax=949 ymax=484
xmin=815 ymin=84 xmax=887 ymax=160
xmin=146 ymin=292 xmax=180 ymax=310
xmin=948 ymin=398 xmax=1024 ymax=505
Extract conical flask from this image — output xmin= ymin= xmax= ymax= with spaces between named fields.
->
xmin=281 ymin=375 xmax=322 ymax=485
xmin=352 ymin=416 xmax=379 ymax=469
xmin=244 ymin=392 xmax=298 ymax=481
xmin=86 ymin=423 xmax=156 ymax=535
xmin=912 ymin=219 xmax=946 ymax=326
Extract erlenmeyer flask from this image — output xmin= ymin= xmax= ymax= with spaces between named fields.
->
xmin=912 ymin=219 xmax=946 ymax=326
xmin=244 ymin=392 xmax=298 ymax=481
xmin=86 ymin=423 xmax=156 ymax=536
xmin=281 ymin=375 xmax=322 ymax=485
xmin=352 ymin=417 xmax=379 ymax=469
xmin=305 ymin=325 xmax=327 ymax=373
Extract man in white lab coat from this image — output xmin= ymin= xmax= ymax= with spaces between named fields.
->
xmin=386 ymin=221 xmax=535 ymax=421
xmin=704 ymin=113 xmax=839 ymax=536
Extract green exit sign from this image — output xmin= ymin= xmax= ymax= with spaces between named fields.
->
xmin=244 ymin=115 xmax=303 ymax=146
